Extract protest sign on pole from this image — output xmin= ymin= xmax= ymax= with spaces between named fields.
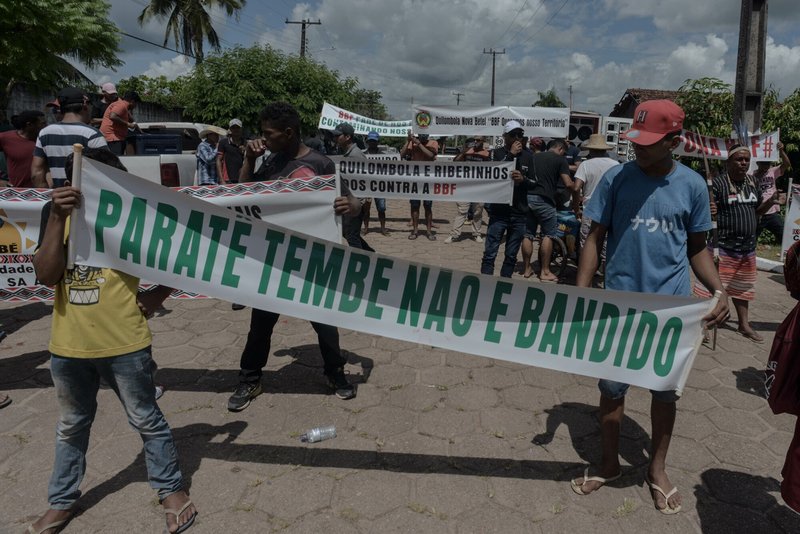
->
xmin=72 ymin=158 xmax=714 ymax=393
xmin=332 ymin=157 xmax=514 ymax=203
xmin=318 ymin=102 xmax=411 ymax=137
xmin=782 ymin=182 xmax=800 ymax=261
xmin=675 ymin=130 xmax=781 ymax=162
xmin=411 ymin=105 xmax=570 ymax=137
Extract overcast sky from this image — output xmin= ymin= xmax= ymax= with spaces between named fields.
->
xmin=83 ymin=0 xmax=800 ymax=120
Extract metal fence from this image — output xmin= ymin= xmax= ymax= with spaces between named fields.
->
xmin=5 ymin=84 xmax=183 ymax=124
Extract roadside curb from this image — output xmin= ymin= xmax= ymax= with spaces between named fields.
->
xmin=757 ymin=256 xmax=783 ymax=273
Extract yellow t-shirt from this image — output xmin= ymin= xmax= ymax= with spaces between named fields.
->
xmin=49 ymin=265 xmax=152 ymax=358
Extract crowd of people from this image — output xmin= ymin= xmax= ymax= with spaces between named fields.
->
xmin=0 ymin=85 xmax=797 ymax=531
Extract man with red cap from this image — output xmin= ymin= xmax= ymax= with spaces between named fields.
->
xmin=572 ymin=100 xmax=729 ymax=514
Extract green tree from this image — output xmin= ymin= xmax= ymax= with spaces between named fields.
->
xmin=0 ymin=0 xmax=121 ymax=109
xmin=532 ymin=88 xmax=566 ymax=107
xmin=176 ymin=45 xmax=369 ymax=134
xmin=138 ymin=0 xmax=246 ymax=64
xmin=674 ymin=77 xmax=734 ymax=137
xmin=763 ymin=87 xmax=800 ymax=154
xmin=117 ymin=75 xmax=186 ymax=110
xmin=351 ymin=89 xmax=389 ymax=120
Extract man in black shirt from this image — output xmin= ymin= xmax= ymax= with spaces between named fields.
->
xmin=228 ymin=102 xmax=362 ymax=411
xmin=520 ymin=139 xmax=579 ymax=281
xmin=216 ymin=118 xmax=245 ymax=183
xmin=480 ymin=121 xmax=528 ymax=277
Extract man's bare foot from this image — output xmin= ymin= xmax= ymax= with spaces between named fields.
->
xmin=539 ymin=272 xmax=558 ymax=283
xmin=646 ymin=469 xmax=682 ymax=513
xmin=523 ymin=267 xmax=534 ymax=279
xmin=162 ymin=491 xmax=197 ymax=533
xmin=28 ymin=508 xmax=73 ymax=534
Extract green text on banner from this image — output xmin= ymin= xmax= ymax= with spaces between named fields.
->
xmin=73 ymin=159 xmax=714 ymax=393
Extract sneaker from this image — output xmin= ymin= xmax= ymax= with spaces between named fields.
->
xmin=474 ymin=235 xmax=484 ymax=243
xmin=231 ymin=303 xmax=246 ymax=310
xmin=444 ymin=235 xmax=454 ymax=244
xmin=227 ymin=382 xmax=262 ymax=412
xmin=325 ymin=368 xmax=356 ymax=400
xmin=154 ymin=385 xmax=165 ymax=400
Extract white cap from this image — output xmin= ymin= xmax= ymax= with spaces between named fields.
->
xmin=503 ymin=120 xmax=524 ymax=134
xmin=229 ymin=118 xmax=242 ymax=128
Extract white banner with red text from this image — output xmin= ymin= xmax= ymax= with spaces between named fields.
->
xmin=331 ymin=157 xmax=514 ymax=203
xmin=71 ymin=158 xmax=714 ymax=393
xmin=411 ymin=105 xmax=570 ymax=137
xmin=675 ymin=130 xmax=781 ymax=162
xmin=0 ymin=178 xmax=340 ymax=301
xmin=782 ymin=183 xmax=800 ymax=261
xmin=318 ymin=102 xmax=412 ymax=137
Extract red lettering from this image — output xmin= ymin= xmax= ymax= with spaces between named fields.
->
xmin=433 ymin=183 xmax=441 ymax=194
xmin=683 ymin=132 xmax=696 ymax=153
xmin=751 ymin=138 xmax=761 ymax=158
xmin=708 ymin=138 xmax=722 ymax=157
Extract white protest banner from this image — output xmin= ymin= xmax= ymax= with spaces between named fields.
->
xmin=411 ymin=105 xmax=570 ymax=137
xmin=365 ymin=152 xmax=401 ymax=161
xmin=782 ymin=183 xmax=800 ymax=260
xmin=675 ymin=130 xmax=781 ymax=162
xmin=318 ymin=102 xmax=411 ymax=137
xmin=73 ymin=158 xmax=713 ymax=393
xmin=176 ymin=179 xmax=341 ymax=244
xmin=0 ymin=188 xmax=52 ymax=296
xmin=332 ymin=157 xmax=514 ymax=203
xmin=0 ymin=178 xmax=340 ymax=301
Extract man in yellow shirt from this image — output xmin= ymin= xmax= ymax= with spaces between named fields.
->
xmin=28 ymin=149 xmax=197 ymax=534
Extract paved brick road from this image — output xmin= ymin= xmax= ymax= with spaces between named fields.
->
xmin=1 ymin=200 xmax=799 ymax=533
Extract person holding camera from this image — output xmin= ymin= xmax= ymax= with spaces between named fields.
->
xmin=401 ymin=131 xmax=438 ymax=240
xmin=446 ymin=137 xmax=490 ymax=243
xmin=480 ymin=121 xmax=529 ymax=277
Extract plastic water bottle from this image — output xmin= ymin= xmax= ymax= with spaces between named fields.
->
xmin=300 ymin=425 xmax=337 ymax=443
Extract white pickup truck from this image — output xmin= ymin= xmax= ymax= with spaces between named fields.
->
xmin=119 ymin=122 xmax=221 ymax=187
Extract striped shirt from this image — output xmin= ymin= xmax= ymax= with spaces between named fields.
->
xmin=34 ymin=122 xmax=108 ymax=183
xmin=713 ymin=172 xmax=762 ymax=253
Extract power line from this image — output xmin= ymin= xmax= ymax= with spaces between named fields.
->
xmin=119 ymin=31 xmax=197 ymax=59
xmin=503 ymin=0 xmax=547 ymax=48
xmin=483 ymin=48 xmax=506 ymax=106
xmin=490 ymin=0 xmax=530 ymax=49
xmin=285 ymin=19 xmax=322 ymax=58
xmin=507 ymin=0 xmax=570 ymax=51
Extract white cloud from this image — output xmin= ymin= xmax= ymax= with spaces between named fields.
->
xmin=78 ymin=0 xmax=800 ymax=122
xmin=142 ymin=55 xmax=194 ymax=79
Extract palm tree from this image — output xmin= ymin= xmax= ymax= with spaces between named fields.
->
xmin=138 ymin=0 xmax=246 ymax=63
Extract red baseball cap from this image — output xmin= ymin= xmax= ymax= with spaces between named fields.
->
xmin=622 ymin=99 xmax=685 ymax=146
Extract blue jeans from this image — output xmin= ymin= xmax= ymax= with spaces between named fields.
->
xmin=598 ymin=379 xmax=679 ymax=403
xmin=48 ymin=348 xmax=184 ymax=509
xmin=481 ymin=213 xmax=527 ymax=277
xmin=374 ymin=198 xmax=386 ymax=213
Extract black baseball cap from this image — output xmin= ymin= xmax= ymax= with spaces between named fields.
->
xmin=333 ymin=123 xmax=355 ymax=137
xmin=57 ymin=87 xmax=87 ymax=108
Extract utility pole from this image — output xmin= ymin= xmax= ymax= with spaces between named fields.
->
xmin=733 ymin=0 xmax=768 ymax=133
xmin=452 ymin=91 xmax=464 ymax=106
xmin=483 ymin=48 xmax=505 ymax=106
xmin=568 ymin=85 xmax=573 ymax=110
xmin=285 ymin=18 xmax=321 ymax=59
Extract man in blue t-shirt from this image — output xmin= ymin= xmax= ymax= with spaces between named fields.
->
xmin=571 ymin=100 xmax=729 ymax=515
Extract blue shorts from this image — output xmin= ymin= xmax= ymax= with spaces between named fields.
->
xmin=373 ymin=198 xmax=386 ymax=213
xmin=524 ymin=194 xmax=557 ymax=239
xmin=410 ymin=199 xmax=432 ymax=209
xmin=598 ymin=379 xmax=679 ymax=403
